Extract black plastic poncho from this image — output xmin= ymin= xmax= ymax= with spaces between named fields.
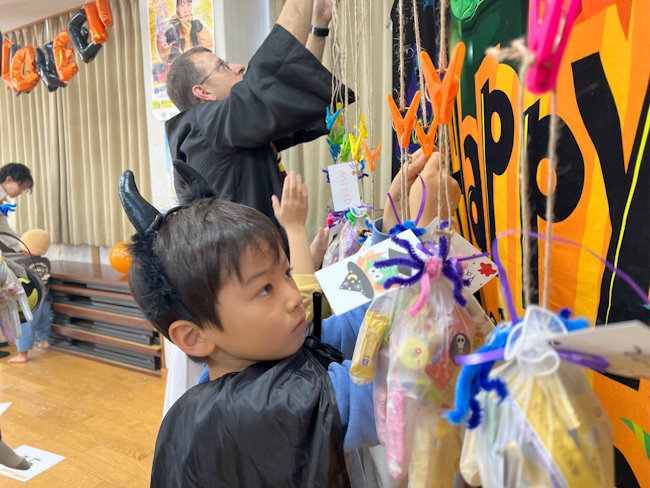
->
xmin=151 ymin=337 xmax=351 ymax=487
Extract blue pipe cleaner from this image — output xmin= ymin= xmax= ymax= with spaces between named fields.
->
xmin=446 ymin=308 xmax=590 ymax=429
xmin=322 ymin=168 xmax=330 ymax=184
xmin=0 ymin=203 xmax=16 ymax=217
xmin=388 ymin=220 xmax=426 ymax=238
xmin=445 ymin=325 xmax=511 ymax=428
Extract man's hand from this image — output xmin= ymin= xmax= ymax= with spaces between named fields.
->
xmin=382 ymin=148 xmax=427 ymax=232
xmin=312 ymin=0 xmax=335 ymax=27
xmin=271 ymin=172 xmax=309 ymax=233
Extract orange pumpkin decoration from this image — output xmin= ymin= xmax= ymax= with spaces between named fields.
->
xmin=109 ymin=242 xmax=131 ymax=274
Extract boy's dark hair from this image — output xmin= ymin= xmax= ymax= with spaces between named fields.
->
xmin=120 ymin=165 xmax=284 ymax=342
xmin=166 ymin=46 xmax=211 ymax=111
xmin=0 ymin=163 xmax=34 ymax=193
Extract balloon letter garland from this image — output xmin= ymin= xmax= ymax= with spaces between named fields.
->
xmin=1 ymin=0 xmax=113 ymax=94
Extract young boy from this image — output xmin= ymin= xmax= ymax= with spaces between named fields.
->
xmin=119 ymin=163 xmax=376 ymax=487
xmin=0 ymin=163 xmax=34 ymax=253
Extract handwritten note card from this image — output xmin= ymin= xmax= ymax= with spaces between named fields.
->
xmin=550 ymin=320 xmax=650 ymax=379
xmin=328 ymin=162 xmax=361 ymax=211
xmin=423 ymin=219 xmax=498 ymax=294
xmin=316 ymin=230 xmax=421 ymax=315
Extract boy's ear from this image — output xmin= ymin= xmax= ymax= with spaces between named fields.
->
xmin=168 ymin=320 xmax=216 ymax=358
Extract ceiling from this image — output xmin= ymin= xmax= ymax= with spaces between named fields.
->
xmin=0 ymin=0 xmax=83 ymax=32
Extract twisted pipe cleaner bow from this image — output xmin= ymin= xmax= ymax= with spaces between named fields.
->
xmin=374 ymin=221 xmax=470 ymax=317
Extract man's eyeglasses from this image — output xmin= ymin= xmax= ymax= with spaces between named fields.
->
xmin=198 ymin=59 xmax=231 ymax=85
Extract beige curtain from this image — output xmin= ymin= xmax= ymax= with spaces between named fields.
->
xmin=270 ymin=0 xmax=395 ymax=238
xmin=0 ymin=0 xmax=151 ymax=247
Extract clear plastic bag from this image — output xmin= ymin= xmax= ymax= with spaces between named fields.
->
xmin=367 ymin=277 xmax=492 ymax=485
xmin=461 ymin=308 xmax=614 ymax=488
xmin=322 ymin=218 xmax=369 ymax=268
xmin=0 ymin=256 xmax=32 ymax=344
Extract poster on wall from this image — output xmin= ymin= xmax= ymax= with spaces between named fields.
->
xmin=393 ymin=1 xmax=649 ymax=486
xmin=147 ymin=0 xmax=214 ymax=121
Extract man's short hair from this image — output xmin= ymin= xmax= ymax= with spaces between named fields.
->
xmin=0 ymin=163 xmax=34 ymax=193
xmin=128 ymin=198 xmax=284 ymax=341
xmin=166 ymin=47 xmax=211 ymax=111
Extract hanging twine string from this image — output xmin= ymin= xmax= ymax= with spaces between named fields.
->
xmin=366 ymin=0 xmax=374 ymax=145
xmin=443 ymin=124 xmax=452 ymax=221
xmin=396 ymin=0 xmax=408 ymax=221
xmin=435 ymin=0 xmax=451 ymax=232
xmin=342 ymin=0 xmax=352 ymax=131
xmin=437 ymin=130 xmax=444 ymax=228
xmin=361 ymin=0 xmax=376 ymax=212
xmin=330 ymin=1 xmax=342 ymax=112
xmin=438 ymin=0 xmax=448 ymax=71
xmin=396 ymin=0 xmax=406 ymax=115
xmin=412 ymin=0 xmax=427 ymax=127
xmin=353 ymin=0 xmax=361 ymax=132
xmin=487 ymin=39 xmax=535 ymax=307
xmin=543 ymin=91 xmax=559 ymax=308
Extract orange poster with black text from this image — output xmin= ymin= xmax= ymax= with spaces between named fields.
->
xmin=449 ymin=1 xmax=649 ymax=485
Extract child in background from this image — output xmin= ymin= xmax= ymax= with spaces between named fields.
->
xmin=0 ymin=163 xmax=34 ymax=253
xmin=8 ymin=229 xmax=52 ymax=364
xmin=120 ymin=163 xmax=376 ymax=486
xmin=271 ymin=171 xmax=330 ymax=322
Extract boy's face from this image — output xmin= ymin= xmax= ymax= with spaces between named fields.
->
xmin=203 ymin=245 xmax=307 ymax=364
xmin=1 ymin=177 xmax=30 ymax=198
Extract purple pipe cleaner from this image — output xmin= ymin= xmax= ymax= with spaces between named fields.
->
xmin=374 ymin=228 xmax=470 ymax=307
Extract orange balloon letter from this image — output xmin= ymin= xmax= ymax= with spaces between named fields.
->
xmin=84 ymin=2 xmax=109 ymax=44
xmin=52 ymin=30 xmax=79 ymax=83
xmin=2 ymin=39 xmax=14 ymax=90
xmin=96 ymin=0 xmax=114 ymax=28
xmin=10 ymin=46 xmax=39 ymax=93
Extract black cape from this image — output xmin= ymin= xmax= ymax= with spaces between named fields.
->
xmin=151 ymin=337 xmax=351 ymax=487
xmin=166 ymin=24 xmax=344 ymax=222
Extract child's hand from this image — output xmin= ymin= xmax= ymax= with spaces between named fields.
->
xmin=382 ymin=148 xmax=428 ymax=232
xmin=310 ymin=226 xmax=330 ymax=270
xmin=271 ymin=172 xmax=309 ymax=232
xmin=408 ymin=151 xmax=461 ymax=226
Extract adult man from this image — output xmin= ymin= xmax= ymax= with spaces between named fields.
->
xmin=165 ymin=0 xmax=349 ymax=222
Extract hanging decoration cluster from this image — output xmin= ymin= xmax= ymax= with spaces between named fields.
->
xmin=0 ymin=0 xmax=113 ymax=94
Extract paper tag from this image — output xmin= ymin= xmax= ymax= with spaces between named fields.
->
xmin=328 ymin=162 xmax=361 ymax=211
xmin=422 ymin=219 xmax=498 ymax=294
xmin=315 ymin=230 xmax=421 ymax=315
xmin=0 ymin=445 xmax=65 ymax=482
xmin=549 ymin=321 xmax=650 ymax=379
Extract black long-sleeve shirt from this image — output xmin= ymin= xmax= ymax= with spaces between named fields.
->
xmin=166 ymin=25 xmax=342 ymax=221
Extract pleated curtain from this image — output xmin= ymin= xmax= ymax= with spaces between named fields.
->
xmin=0 ymin=0 xmax=151 ymax=247
xmin=269 ymin=0 xmax=396 ymax=235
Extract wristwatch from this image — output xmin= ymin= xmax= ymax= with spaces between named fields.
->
xmin=310 ymin=25 xmax=330 ymax=37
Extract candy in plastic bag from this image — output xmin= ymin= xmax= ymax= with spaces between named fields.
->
xmin=459 ymin=307 xmax=614 ymax=488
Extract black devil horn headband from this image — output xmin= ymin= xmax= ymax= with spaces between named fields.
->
xmin=118 ymin=170 xmax=161 ymax=234
xmin=173 ymin=160 xmax=216 ymax=204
